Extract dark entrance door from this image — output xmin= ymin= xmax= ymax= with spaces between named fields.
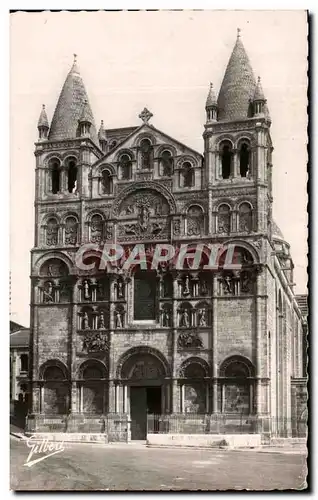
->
xmin=130 ymin=386 xmax=162 ymax=439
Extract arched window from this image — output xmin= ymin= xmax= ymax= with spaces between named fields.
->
xmin=217 ymin=204 xmax=231 ymax=233
xmin=182 ymin=162 xmax=194 ymax=188
xmin=179 ymin=359 xmax=209 ymax=414
xmin=239 ymin=142 xmax=250 ymax=177
xmin=239 ymin=203 xmax=253 ymax=232
xmin=42 ymin=365 xmax=69 ymax=415
xmin=90 ymin=214 xmax=103 ymax=243
xmin=220 ymin=141 xmax=233 ymax=179
xmin=46 ymin=217 xmax=59 ymax=246
xmin=140 ymin=139 xmax=153 ymax=169
xmin=64 ymin=216 xmax=78 ymax=245
xmin=49 ymin=159 xmax=60 ymax=194
xmin=81 ymin=364 xmax=105 ymax=414
xmin=67 ymin=158 xmax=78 ymax=193
xmin=101 ymin=170 xmax=113 ymax=194
xmin=160 ymin=150 xmax=173 ymax=176
xmin=119 ymin=154 xmax=132 ymax=180
xmin=220 ymin=356 xmax=255 ymax=415
xmin=186 ymin=205 xmax=204 ymax=236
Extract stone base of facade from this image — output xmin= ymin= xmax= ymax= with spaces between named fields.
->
xmin=147 ymin=433 xmax=262 ymax=448
xmin=24 ymin=432 xmax=109 ymax=444
xmin=26 ymin=413 xmax=130 ymax=442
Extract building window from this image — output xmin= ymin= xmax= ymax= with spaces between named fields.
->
xmin=239 ymin=143 xmax=250 ymax=177
xmin=181 ymin=162 xmax=194 ymax=188
xmin=140 ymin=139 xmax=153 ymax=169
xmin=180 ymin=362 xmax=207 ymax=414
xmin=160 ymin=150 xmax=173 ymax=176
xmin=49 ymin=160 xmax=60 ymax=194
xmin=46 ymin=217 xmax=59 ymax=246
xmin=67 ymin=158 xmax=78 ymax=193
xmin=119 ymin=154 xmax=132 ymax=180
xmin=220 ymin=141 xmax=233 ymax=179
xmin=217 ymin=204 xmax=231 ymax=233
xmin=133 ymin=271 xmax=157 ymax=321
xmin=101 ymin=170 xmax=113 ymax=194
xmin=20 ymin=354 xmax=28 ymax=372
xmin=239 ymin=203 xmax=253 ymax=232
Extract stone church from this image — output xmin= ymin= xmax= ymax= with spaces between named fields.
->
xmin=27 ymin=31 xmax=307 ymax=441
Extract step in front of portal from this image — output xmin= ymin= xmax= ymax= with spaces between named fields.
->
xmin=147 ymin=433 xmax=261 ymax=448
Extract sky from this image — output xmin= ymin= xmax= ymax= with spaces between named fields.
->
xmin=10 ymin=10 xmax=308 ymax=326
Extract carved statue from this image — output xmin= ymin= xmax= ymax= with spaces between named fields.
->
xmin=72 ymin=180 xmax=77 ymax=194
xmin=162 ymin=308 xmax=171 ymax=327
xmin=198 ymin=308 xmax=207 ymax=327
xmin=125 ymin=205 xmax=134 ymax=215
xmin=240 ymin=270 xmax=252 ymax=293
xmin=173 ymin=219 xmax=181 ymax=236
xmin=83 ymin=280 xmax=90 ymax=300
xmin=98 ymin=310 xmax=105 ymax=329
xmin=114 ymin=309 xmax=123 ymax=328
xmin=200 ymin=279 xmax=208 ymax=296
xmin=43 ymin=282 xmax=54 ymax=303
xmin=183 ymin=275 xmax=191 ymax=296
xmin=82 ymin=312 xmax=89 ymax=330
xmin=139 ymin=205 xmax=150 ymax=231
xmin=222 ymin=274 xmax=234 ymax=295
xmin=180 ymin=308 xmax=190 ymax=328
xmin=117 ymin=280 xmax=124 ymax=299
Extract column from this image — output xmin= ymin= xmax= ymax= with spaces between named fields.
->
xmin=212 ymin=273 xmax=218 ymax=413
xmin=115 ymin=383 xmax=120 ymax=413
xmin=165 ymin=382 xmax=171 ymax=413
xmin=221 ymin=383 xmax=225 ymax=413
xmin=123 ymin=384 xmax=128 ymax=413
xmin=71 ymin=381 xmax=77 ymax=413
xmin=249 ymin=383 xmax=254 ymax=414
xmin=108 ymin=380 xmax=116 ymax=412
xmin=255 ymin=268 xmax=263 ymax=414
xmin=181 ymin=384 xmax=185 ymax=414
xmin=172 ymin=379 xmax=179 ymax=413
xmin=40 ymin=384 xmax=44 ymax=414
xmin=205 ymin=382 xmax=210 ymax=413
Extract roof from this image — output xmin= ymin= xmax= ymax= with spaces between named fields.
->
xmin=79 ymin=100 xmax=93 ymax=124
xmin=48 ymin=57 xmax=98 ymax=145
xmin=206 ymin=82 xmax=217 ymax=107
xmin=253 ymin=76 xmax=266 ymax=101
xmin=37 ymin=104 xmax=49 ymax=128
xmin=217 ymin=32 xmax=256 ymax=121
xmin=10 ymin=320 xmax=28 ymax=334
xmin=10 ymin=329 xmax=30 ymax=348
xmin=296 ymin=295 xmax=308 ymax=318
xmin=272 ymin=219 xmax=285 ymax=240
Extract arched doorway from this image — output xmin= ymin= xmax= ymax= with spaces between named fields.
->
xmin=118 ymin=348 xmax=170 ymax=439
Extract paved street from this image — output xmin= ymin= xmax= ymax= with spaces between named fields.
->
xmin=10 ymin=437 xmax=307 ymax=491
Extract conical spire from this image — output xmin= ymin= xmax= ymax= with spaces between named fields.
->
xmin=206 ymin=82 xmax=217 ymax=108
xmin=37 ymin=104 xmax=49 ymax=129
xmin=48 ymin=54 xmax=98 ymax=145
xmin=217 ymin=29 xmax=256 ymax=121
xmin=253 ymin=76 xmax=265 ymax=101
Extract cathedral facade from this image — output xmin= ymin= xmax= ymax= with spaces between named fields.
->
xmin=27 ymin=32 xmax=307 ymax=441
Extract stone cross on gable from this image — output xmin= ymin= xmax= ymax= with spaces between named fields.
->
xmin=139 ymin=108 xmax=153 ymax=124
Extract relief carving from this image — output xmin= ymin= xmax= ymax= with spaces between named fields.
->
xmin=178 ymin=331 xmax=203 ymax=349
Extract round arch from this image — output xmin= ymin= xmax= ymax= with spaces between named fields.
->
xmin=33 ymin=253 xmax=73 ymax=276
xmin=219 ymin=355 xmax=255 ymax=378
xmin=39 ymin=359 xmax=69 ymax=380
xmin=116 ymin=346 xmax=171 ymax=379
xmin=112 ymin=181 xmax=177 ymax=216
xmin=179 ymin=357 xmax=210 ymax=378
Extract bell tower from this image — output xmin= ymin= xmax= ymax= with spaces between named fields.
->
xmin=204 ymin=29 xmax=273 ymax=239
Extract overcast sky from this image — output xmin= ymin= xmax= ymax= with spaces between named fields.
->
xmin=10 ymin=10 xmax=308 ymax=326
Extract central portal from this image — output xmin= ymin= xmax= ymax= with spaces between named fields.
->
xmin=130 ymin=387 xmax=162 ymax=440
